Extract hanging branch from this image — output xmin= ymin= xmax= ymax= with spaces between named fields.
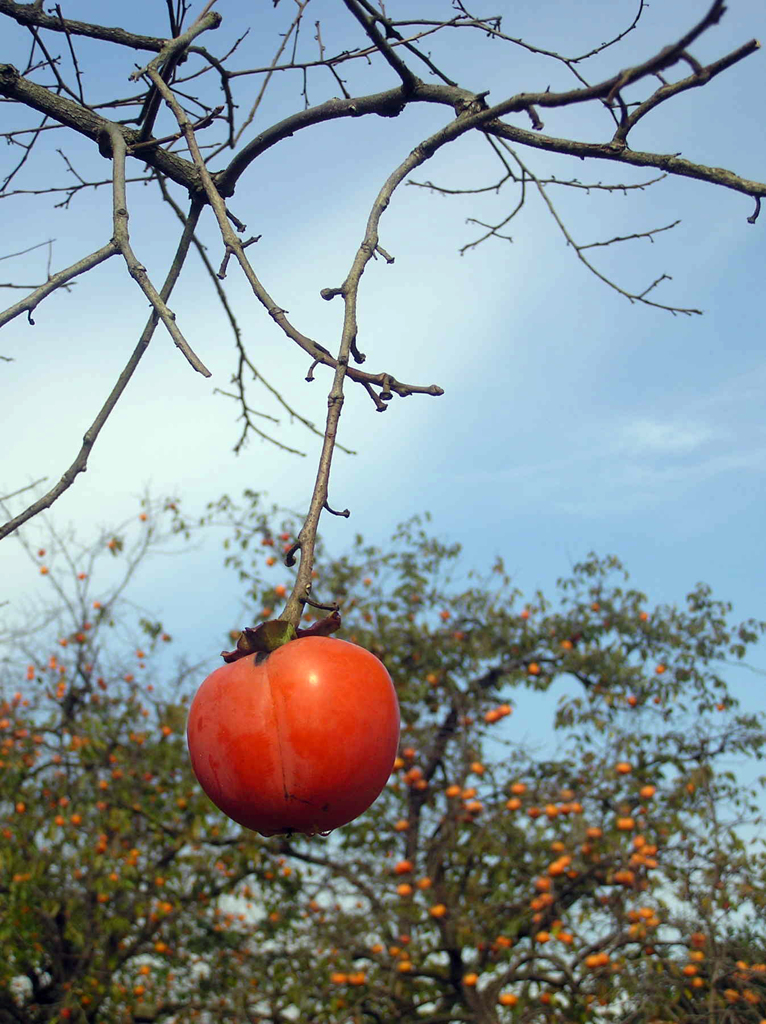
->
xmin=507 ymin=147 xmax=702 ymax=315
xmin=278 ymin=320 xmax=356 ymax=627
xmin=143 ymin=69 xmax=350 ymax=627
xmin=103 ymin=124 xmax=211 ymax=376
xmin=145 ymin=63 xmax=442 ymax=626
xmin=0 ymin=197 xmax=204 ymax=542
xmin=157 ymin=176 xmax=353 ymax=457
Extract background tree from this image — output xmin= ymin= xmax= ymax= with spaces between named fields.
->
xmin=1 ymin=0 xmax=765 ymax=638
xmin=0 ymin=499 xmax=313 ymax=1024
xmin=1 ymin=494 xmax=764 ymax=1023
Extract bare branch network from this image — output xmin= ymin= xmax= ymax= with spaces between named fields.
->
xmin=0 ymin=0 xmax=764 ymax=621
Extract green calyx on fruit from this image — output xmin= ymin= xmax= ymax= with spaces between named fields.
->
xmin=221 ymin=609 xmax=342 ymax=664
xmin=221 ymin=621 xmax=297 ymax=663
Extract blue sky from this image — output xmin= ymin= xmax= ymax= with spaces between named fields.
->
xmin=1 ymin=0 xmax=765 ymax=730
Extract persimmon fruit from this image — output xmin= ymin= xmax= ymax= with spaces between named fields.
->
xmin=187 ymin=636 xmax=400 ymax=837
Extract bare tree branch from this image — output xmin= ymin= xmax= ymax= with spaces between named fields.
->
xmin=0 ymin=0 xmax=171 ymax=54
xmin=0 ymin=64 xmax=202 ymax=190
xmin=147 ymin=65 xmax=442 ymax=408
xmin=129 ymin=6 xmax=221 ymax=83
xmin=484 ymin=116 xmax=765 ymax=207
xmin=612 ymin=39 xmax=761 ymax=146
xmin=506 ymin=147 xmax=700 ymax=314
xmin=0 ymin=241 xmax=118 ymax=329
xmin=341 ymin=0 xmax=421 ymax=91
xmin=0 ymin=198 xmax=204 ymax=541
xmin=0 ymin=0 xmax=763 ymax=547
xmin=231 ymin=1 xmax=309 ymax=145
xmin=159 ymin=167 xmax=354 ymax=457
xmin=104 ymin=124 xmax=211 ymax=376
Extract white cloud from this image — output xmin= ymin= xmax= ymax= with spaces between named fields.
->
xmin=555 ymin=447 xmax=765 ymax=517
xmin=618 ymin=417 xmax=719 ymax=456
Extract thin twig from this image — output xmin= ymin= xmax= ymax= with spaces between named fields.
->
xmin=147 ymin=68 xmax=441 ymax=404
xmin=232 ymin=2 xmax=309 ymax=145
xmin=578 ymin=220 xmax=680 ymax=250
xmin=26 ymin=24 xmax=82 ymax=105
xmin=508 ymin=146 xmax=700 ymax=315
xmin=0 ymin=239 xmax=55 ymax=262
xmin=157 ymin=175 xmax=356 ymax=457
xmin=0 ymin=114 xmax=49 ymax=193
xmin=0 ymin=241 xmax=118 ymax=328
xmin=54 ymin=4 xmax=86 ymax=104
xmin=0 ymin=477 xmax=47 ymax=503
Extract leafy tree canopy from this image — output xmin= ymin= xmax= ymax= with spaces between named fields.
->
xmin=1 ymin=494 xmax=764 ymax=1023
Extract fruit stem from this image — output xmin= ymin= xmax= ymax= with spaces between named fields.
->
xmin=279 ymin=152 xmax=404 ymax=629
xmin=279 ymin=317 xmax=356 ymax=628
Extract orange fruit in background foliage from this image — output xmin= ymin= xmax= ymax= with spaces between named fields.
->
xmin=187 ymin=637 xmax=400 ymax=837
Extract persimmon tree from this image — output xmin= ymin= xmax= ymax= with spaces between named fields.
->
xmin=1 ymin=493 xmax=765 ymax=1023
xmin=1 ymin=0 xmax=766 ymax=638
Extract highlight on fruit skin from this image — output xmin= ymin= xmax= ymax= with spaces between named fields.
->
xmin=187 ymin=631 xmax=400 ymax=837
